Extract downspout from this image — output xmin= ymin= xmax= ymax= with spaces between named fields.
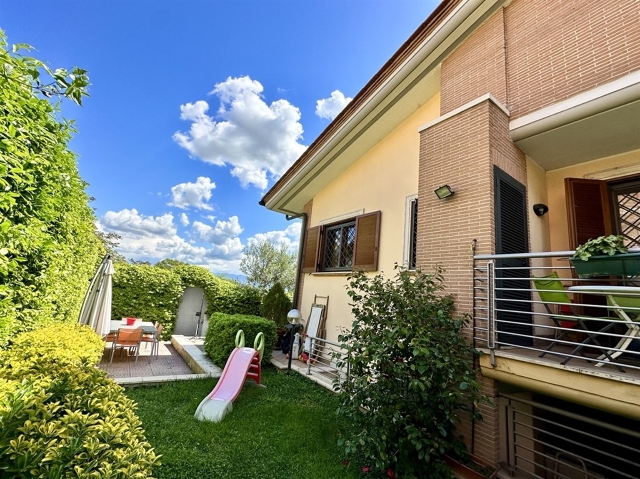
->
xmin=286 ymin=212 xmax=307 ymax=310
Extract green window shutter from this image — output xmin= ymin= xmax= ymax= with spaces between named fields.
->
xmin=353 ymin=211 xmax=381 ymax=271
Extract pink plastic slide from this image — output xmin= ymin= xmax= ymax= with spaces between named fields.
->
xmin=194 ymin=347 xmax=262 ymax=422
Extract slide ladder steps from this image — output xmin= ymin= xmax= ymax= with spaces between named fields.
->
xmin=246 ymin=353 xmax=261 ymax=384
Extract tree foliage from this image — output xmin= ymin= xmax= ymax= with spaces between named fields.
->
xmin=0 ymin=31 xmax=102 ymax=345
xmin=240 ymin=239 xmax=297 ymax=293
xmin=260 ymin=282 xmax=292 ymax=328
xmin=334 ymin=267 xmax=487 ymax=479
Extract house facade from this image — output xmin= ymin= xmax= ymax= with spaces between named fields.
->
xmin=261 ymin=0 xmax=640 ymax=476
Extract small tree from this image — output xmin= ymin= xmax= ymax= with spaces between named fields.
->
xmin=240 ymin=238 xmax=297 ymax=293
xmin=260 ymin=282 xmax=292 ymax=329
xmin=334 ymin=266 xmax=486 ymax=479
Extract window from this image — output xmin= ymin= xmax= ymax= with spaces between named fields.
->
xmin=322 ymin=221 xmax=356 ymax=270
xmin=404 ymin=196 xmax=418 ymax=270
xmin=302 ymin=211 xmax=381 ymax=273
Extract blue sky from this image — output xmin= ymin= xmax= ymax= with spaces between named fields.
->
xmin=1 ymin=0 xmax=438 ymax=276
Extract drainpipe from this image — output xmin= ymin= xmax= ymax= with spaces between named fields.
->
xmin=286 ymin=212 xmax=307 ymax=310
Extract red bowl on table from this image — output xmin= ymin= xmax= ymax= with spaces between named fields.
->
xmin=125 ymin=317 xmax=136 ymax=326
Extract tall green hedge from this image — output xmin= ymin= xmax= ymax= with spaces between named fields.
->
xmin=111 ymin=261 xmax=263 ymax=338
xmin=0 ymin=323 xmax=160 ymax=478
xmin=204 ymin=313 xmax=276 ymax=366
xmin=0 ymin=32 xmax=104 ymax=346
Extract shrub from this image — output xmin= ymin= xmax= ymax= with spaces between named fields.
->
xmin=260 ymin=282 xmax=291 ymax=329
xmin=333 ymin=266 xmax=486 ymax=479
xmin=0 ymin=323 xmax=160 ymax=478
xmin=204 ymin=313 xmax=276 ymax=366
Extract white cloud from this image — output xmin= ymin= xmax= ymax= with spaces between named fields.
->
xmin=98 ymin=209 xmax=245 ymax=271
xmin=168 ymin=176 xmax=216 ymax=210
xmin=180 ymin=213 xmax=189 ymax=226
xmin=315 ymin=90 xmax=352 ymax=120
xmin=192 ymin=216 xmax=243 ymax=245
xmin=246 ymin=220 xmax=302 ymax=253
xmin=173 ymin=76 xmax=307 ymax=190
xmin=101 ymin=208 xmax=176 ymax=237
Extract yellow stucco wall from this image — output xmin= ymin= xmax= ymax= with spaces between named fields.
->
xmin=299 ymin=93 xmax=440 ymax=343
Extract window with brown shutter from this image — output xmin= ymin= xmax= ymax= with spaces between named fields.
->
xmin=300 ymin=211 xmax=381 ymax=273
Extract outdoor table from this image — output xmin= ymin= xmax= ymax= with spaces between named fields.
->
xmin=568 ymin=285 xmax=640 ymax=367
xmin=109 ymin=319 xmax=157 ymax=335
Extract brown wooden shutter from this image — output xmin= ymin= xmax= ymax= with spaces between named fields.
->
xmin=302 ymin=226 xmax=321 ymax=273
xmin=353 ymin=211 xmax=381 ymax=271
xmin=565 ymin=178 xmax=611 ymax=249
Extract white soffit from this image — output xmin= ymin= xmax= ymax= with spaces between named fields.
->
xmin=510 ymin=71 xmax=640 ymax=171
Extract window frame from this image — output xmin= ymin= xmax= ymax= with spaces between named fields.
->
xmin=403 ymin=195 xmax=418 ymax=270
xmin=301 ymin=210 xmax=381 ymax=274
xmin=322 ymin=220 xmax=357 ymax=271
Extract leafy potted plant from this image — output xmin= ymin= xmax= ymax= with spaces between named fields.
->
xmin=260 ymin=282 xmax=292 ymax=348
xmin=571 ymin=235 xmax=640 ymax=277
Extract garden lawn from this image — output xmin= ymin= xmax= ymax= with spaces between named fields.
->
xmin=125 ymin=366 xmax=362 ymax=479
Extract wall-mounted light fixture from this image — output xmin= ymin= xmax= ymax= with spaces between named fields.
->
xmin=533 ymin=203 xmax=549 ymax=217
xmin=434 ymin=185 xmax=454 ymax=200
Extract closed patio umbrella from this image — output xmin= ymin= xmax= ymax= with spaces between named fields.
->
xmin=78 ymin=254 xmax=115 ymax=337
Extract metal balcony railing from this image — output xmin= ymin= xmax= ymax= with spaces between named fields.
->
xmin=473 ymin=251 xmax=640 ymax=374
xmin=303 ymin=335 xmax=349 ymax=387
xmin=501 ymin=393 xmax=640 ymax=479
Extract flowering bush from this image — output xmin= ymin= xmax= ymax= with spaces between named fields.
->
xmin=333 ymin=266 xmax=486 ymax=479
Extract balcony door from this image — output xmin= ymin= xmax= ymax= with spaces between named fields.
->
xmin=566 ymin=177 xmax=640 ymax=249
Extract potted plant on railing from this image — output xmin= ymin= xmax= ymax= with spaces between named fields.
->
xmin=571 ymin=235 xmax=640 ymax=277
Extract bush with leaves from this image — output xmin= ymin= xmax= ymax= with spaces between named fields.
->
xmin=204 ymin=312 xmax=276 ymax=366
xmin=260 ymin=282 xmax=292 ymax=329
xmin=333 ymin=267 xmax=486 ymax=479
xmin=0 ymin=31 xmax=104 ymax=345
xmin=0 ymin=323 xmax=160 ymax=478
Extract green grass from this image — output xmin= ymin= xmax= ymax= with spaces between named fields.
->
xmin=125 ymin=366 xmax=363 ymax=479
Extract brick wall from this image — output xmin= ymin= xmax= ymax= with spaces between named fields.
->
xmin=418 ymin=98 xmax=527 ymax=464
xmin=441 ymin=0 xmax=640 ymax=118
xmin=418 ymin=99 xmax=499 ymax=463
xmin=505 ymin=0 xmax=640 ymax=119
xmin=440 ymin=8 xmax=507 ymax=115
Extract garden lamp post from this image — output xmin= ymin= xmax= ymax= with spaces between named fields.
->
xmin=287 ymin=309 xmax=302 ymax=370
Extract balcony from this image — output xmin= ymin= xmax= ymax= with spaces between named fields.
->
xmin=472 ymin=251 xmax=640 ymax=418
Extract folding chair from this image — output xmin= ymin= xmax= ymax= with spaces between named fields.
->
xmin=141 ymin=323 xmax=163 ymax=359
xmin=533 ymin=273 xmax=622 ymax=370
xmin=532 ymin=272 xmax=578 ymax=357
xmin=109 ymin=328 xmax=144 ymax=363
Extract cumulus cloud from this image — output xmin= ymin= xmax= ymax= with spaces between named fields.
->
xmin=173 ymin=76 xmax=307 ymax=190
xmin=246 ymin=220 xmax=302 ymax=253
xmin=180 ymin=213 xmax=189 ymax=226
xmin=98 ymin=209 xmax=245 ymax=271
xmin=168 ymin=176 xmax=216 ymax=210
xmin=192 ymin=216 xmax=243 ymax=245
xmin=315 ymin=90 xmax=352 ymax=120
xmin=101 ymin=208 xmax=176 ymax=237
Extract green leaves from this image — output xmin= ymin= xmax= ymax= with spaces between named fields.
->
xmin=573 ymin=234 xmax=628 ymax=261
xmin=0 ymin=29 xmax=103 ymax=345
xmin=333 ymin=266 xmax=486 ymax=478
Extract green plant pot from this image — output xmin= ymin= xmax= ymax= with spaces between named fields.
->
xmin=571 ymin=252 xmax=640 ymax=278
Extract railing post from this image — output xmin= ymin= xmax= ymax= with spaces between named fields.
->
xmin=487 ymin=260 xmax=496 ymax=366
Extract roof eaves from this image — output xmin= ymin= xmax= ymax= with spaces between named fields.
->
xmin=260 ymin=0 xmax=462 ymax=209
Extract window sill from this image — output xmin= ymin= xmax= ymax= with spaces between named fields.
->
xmin=310 ymin=271 xmax=353 ymax=277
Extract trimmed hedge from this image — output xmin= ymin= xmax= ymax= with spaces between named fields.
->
xmin=112 ymin=261 xmax=263 ymax=339
xmin=0 ymin=323 xmax=160 ymax=478
xmin=0 ymin=33 xmax=105 ymax=346
xmin=204 ymin=313 xmax=276 ymax=367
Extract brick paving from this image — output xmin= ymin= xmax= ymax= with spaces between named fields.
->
xmin=98 ymin=341 xmax=194 ymax=378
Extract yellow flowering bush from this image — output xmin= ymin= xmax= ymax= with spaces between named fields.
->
xmin=0 ymin=323 xmax=160 ymax=478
